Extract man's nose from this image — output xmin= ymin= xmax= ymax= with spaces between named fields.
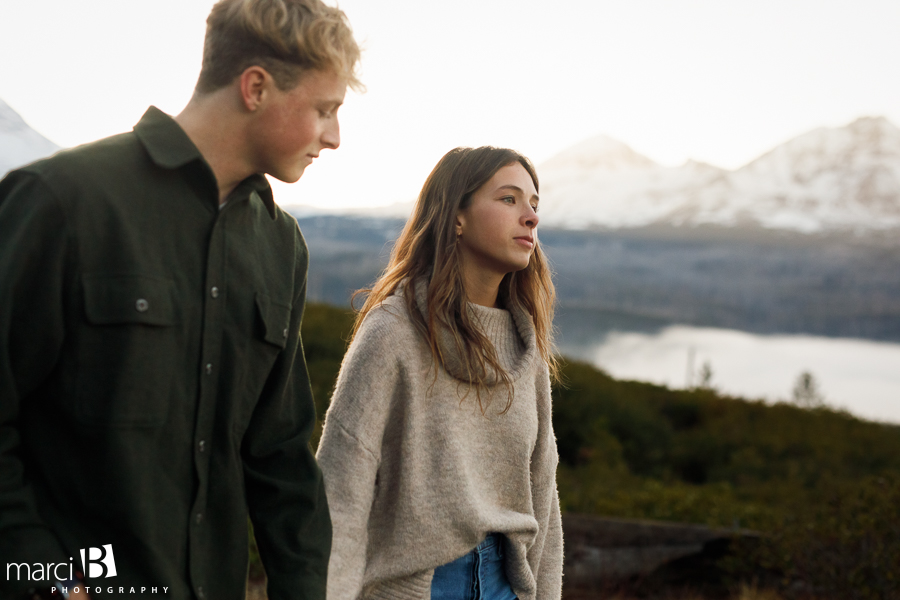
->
xmin=322 ymin=118 xmax=340 ymax=150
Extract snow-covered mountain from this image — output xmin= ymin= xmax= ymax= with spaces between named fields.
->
xmin=538 ymin=117 xmax=900 ymax=233
xmin=1 ymin=98 xmax=60 ymax=175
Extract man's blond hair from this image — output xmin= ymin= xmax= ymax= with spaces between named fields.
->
xmin=196 ymin=0 xmax=362 ymax=93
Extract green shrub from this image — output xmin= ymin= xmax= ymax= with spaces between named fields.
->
xmin=728 ymin=475 xmax=900 ymax=600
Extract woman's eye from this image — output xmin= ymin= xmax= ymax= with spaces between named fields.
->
xmin=531 ymin=204 xmax=539 ymax=213
xmin=502 ymin=196 xmax=516 ymax=204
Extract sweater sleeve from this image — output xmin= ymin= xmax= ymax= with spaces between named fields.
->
xmin=315 ymin=307 xmax=403 ymax=600
xmin=528 ymin=362 xmax=564 ymax=600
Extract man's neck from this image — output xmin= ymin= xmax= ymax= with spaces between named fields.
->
xmin=175 ymin=91 xmax=255 ymax=204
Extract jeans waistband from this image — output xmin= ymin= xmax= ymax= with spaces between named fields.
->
xmin=474 ymin=533 xmax=504 ymax=557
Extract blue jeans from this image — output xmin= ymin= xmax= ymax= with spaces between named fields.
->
xmin=430 ymin=533 xmax=518 ymax=600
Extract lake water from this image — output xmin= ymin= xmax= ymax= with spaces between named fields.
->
xmin=556 ymin=310 xmax=900 ymax=425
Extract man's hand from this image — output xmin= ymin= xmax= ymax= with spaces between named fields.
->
xmin=69 ymin=586 xmax=91 ymax=600
xmin=26 ymin=584 xmax=91 ymax=600
xmin=25 ymin=586 xmax=90 ymax=600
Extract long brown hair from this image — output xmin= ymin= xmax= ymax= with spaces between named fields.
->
xmin=352 ymin=146 xmax=558 ymax=411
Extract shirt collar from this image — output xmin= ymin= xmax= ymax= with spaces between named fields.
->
xmin=133 ymin=106 xmax=277 ymax=220
xmin=233 ymin=174 xmax=277 ymax=220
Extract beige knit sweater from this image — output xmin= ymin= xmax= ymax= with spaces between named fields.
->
xmin=316 ymin=282 xmax=563 ymax=600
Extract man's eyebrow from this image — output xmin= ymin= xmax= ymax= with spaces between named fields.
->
xmin=497 ymin=184 xmax=539 ymax=202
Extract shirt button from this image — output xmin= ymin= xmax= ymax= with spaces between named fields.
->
xmin=198 ymin=440 xmax=206 ymax=453
xmin=205 ymin=363 xmax=213 ymax=375
xmin=197 ymin=586 xmax=205 ymax=599
xmin=210 ymin=286 xmax=219 ymax=298
xmin=135 ymin=299 xmax=149 ymax=312
xmin=196 ymin=512 xmax=204 ymax=525
xmin=282 ymin=328 xmax=289 ymax=339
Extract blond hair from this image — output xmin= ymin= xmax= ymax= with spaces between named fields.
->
xmin=353 ymin=147 xmax=558 ymax=413
xmin=196 ymin=0 xmax=362 ymax=93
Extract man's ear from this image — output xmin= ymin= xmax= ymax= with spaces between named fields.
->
xmin=239 ymin=66 xmax=271 ymax=112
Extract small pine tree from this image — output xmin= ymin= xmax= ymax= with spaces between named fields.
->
xmin=698 ymin=361 xmax=714 ymax=389
xmin=792 ymin=370 xmax=824 ymax=408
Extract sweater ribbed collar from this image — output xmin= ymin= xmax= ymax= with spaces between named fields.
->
xmin=411 ymin=278 xmax=537 ymax=384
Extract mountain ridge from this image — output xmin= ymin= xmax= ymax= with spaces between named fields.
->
xmin=0 ymin=98 xmax=59 ymax=175
xmin=2 ymin=96 xmax=897 ymax=234
xmin=538 ymin=116 xmax=900 ymax=233
xmin=287 ymin=116 xmax=900 ymax=235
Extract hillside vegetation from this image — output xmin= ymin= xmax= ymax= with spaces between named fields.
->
xmin=286 ymin=303 xmax=900 ymax=599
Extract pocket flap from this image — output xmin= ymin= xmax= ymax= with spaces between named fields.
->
xmin=255 ymin=292 xmax=292 ymax=349
xmin=83 ymin=275 xmax=177 ymax=326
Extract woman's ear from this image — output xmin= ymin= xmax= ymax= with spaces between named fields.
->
xmin=455 ymin=213 xmax=465 ymax=237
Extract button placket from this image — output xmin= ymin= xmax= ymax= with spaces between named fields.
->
xmin=191 ymin=217 xmax=225 ymax=584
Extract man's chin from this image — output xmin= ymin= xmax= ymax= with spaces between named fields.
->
xmin=270 ymin=166 xmax=308 ymax=184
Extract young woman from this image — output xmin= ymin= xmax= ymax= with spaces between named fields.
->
xmin=316 ymin=146 xmax=562 ymax=600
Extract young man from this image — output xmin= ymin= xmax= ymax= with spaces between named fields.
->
xmin=0 ymin=1 xmax=360 ymax=598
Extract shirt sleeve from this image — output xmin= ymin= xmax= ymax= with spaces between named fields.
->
xmin=315 ymin=308 xmax=402 ymax=600
xmin=0 ymin=171 xmax=72 ymax=593
xmin=528 ymin=362 xmax=564 ymax=600
xmin=241 ymin=231 xmax=332 ymax=600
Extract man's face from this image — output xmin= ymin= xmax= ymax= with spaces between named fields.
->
xmin=251 ymin=68 xmax=347 ymax=183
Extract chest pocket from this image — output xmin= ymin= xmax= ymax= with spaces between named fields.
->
xmin=75 ymin=274 xmax=179 ymax=426
xmin=228 ymin=292 xmax=293 ymax=438
xmin=255 ymin=292 xmax=291 ymax=349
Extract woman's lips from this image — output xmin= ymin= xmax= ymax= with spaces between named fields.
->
xmin=514 ymin=236 xmax=534 ymax=249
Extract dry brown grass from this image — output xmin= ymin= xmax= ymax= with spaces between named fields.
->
xmin=561 ymin=583 xmax=788 ymax=600
xmin=246 ymin=580 xmax=267 ymax=600
xmin=246 ymin=579 xmax=791 ymax=600
xmin=734 ymin=583 xmax=785 ymax=600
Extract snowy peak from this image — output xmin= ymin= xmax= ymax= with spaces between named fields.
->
xmin=538 ymin=117 xmax=900 ymax=233
xmin=0 ymin=99 xmax=31 ymax=134
xmin=540 ymin=135 xmax=658 ymax=172
xmin=0 ymin=98 xmax=60 ymax=175
xmin=744 ymin=116 xmax=900 ymax=178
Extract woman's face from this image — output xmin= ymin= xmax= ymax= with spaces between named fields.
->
xmin=455 ymin=162 xmax=540 ymax=278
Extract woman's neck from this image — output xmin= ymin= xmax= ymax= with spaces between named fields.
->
xmin=461 ymin=268 xmax=504 ymax=308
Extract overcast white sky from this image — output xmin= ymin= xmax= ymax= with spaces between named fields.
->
xmin=2 ymin=0 xmax=899 ymax=209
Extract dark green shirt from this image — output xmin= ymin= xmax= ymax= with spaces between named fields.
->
xmin=0 ymin=107 xmax=330 ymax=599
